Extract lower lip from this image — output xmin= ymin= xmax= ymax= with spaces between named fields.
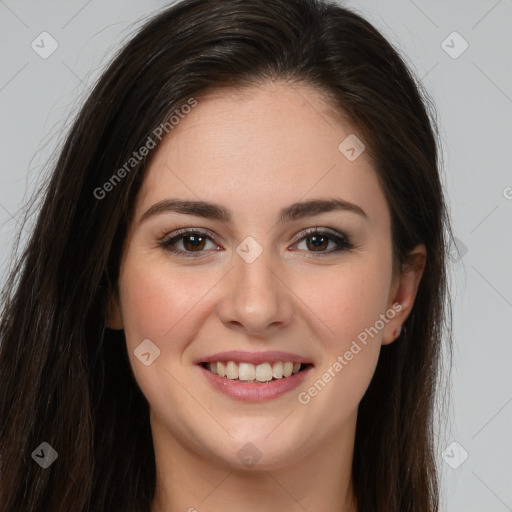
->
xmin=199 ymin=364 xmax=313 ymax=402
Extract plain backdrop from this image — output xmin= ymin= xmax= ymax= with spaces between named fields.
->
xmin=0 ymin=1 xmax=511 ymax=511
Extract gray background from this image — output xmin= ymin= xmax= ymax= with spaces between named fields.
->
xmin=1 ymin=1 xmax=511 ymax=510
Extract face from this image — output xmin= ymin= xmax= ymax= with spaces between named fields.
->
xmin=108 ymin=81 xmax=424 ymax=471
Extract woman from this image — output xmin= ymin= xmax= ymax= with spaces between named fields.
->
xmin=0 ymin=0 xmax=452 ymax=510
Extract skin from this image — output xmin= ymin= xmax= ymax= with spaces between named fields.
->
xmin=107 ymin=80 xmax=426 ymax=512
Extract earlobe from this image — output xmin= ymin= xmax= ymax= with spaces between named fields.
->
xmin=388 ymin=323 xmax=406 ymax=341
xmin=382 ymin=244 xmax=427 ymax=345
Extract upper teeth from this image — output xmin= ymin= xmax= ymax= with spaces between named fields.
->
xmin=207 ymin=361 xmax=302 ymax=382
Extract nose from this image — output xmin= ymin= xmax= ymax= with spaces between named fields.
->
xmin=216 ymin=247 xmax=296 ymax=336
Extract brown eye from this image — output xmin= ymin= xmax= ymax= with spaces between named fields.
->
xmin=182 ymin=234 xmax=207 ymax=251
xmin=294 ymin=228 xmax=353 ymax=256
xmin=305 ymin=234 xmax=330 ymax=251
xmin=160 ymin=229 xmax=220 ymax=257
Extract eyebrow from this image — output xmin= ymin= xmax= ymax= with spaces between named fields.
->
xmin=140 ymin=197 xmax=368 ymax=224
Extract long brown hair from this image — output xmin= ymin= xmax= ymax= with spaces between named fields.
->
xmin=0 ymin=1 xmax=452 ymax=510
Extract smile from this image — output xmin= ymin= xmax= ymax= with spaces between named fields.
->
xmin=201 ymin=361 xmax=311 ymax=383
xmin=197 ymin=351 xmax=314 ymax=402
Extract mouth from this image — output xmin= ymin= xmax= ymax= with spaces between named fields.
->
xmin=196 ymin=352 xmax=314 ymax=402
xmin=199 ymin=361 xmax=314 ymax=383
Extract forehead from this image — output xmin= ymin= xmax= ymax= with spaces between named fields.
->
xmin=135 ymin=81 xmax=388 ymax=227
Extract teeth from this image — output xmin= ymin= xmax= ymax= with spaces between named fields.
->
xmin=272 ymin=361 xmax=283 ymax=378
xmin=204 ymin=360 xmax=305 ymax=382
xmin=283 ymin=362 xmax=294 ymax=377
xmin=238 ymin=362 xmax=256 ymax=381
xmin=255 ymin=363 xmax=273 ymax=382
xmin=225 ymin=361 xmax=238 ymax=379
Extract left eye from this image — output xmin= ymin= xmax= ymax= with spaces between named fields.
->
xmin=292 ymin=228 xmax=353 ymax=255
xmin=159 ymin=228 xmax=352 ymax=257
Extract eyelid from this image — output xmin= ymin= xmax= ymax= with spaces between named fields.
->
xmin=161 ymin=226 xmax=220 ymax=244
xmin=290 ymin=226 xmax=347 ymax=244
xmin=290 ymin=226 xmax=353 ymax=256
xmin=159 ymin=226 xmax=353 ymax=257
xmin=158 ymin=227 xmax=222 ymax=258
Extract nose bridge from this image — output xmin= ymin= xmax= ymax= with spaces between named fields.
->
xmin=236 ymin=248 xmax=278 ymax=301
xmin=216 ymin=237 xmax=295 ymax=333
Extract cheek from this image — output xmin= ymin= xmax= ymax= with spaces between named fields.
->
xmin=119 ymin=256 xmax=218 ymax=349
xmin=294 ymin=296 xmax=384 ymax=440
xmin=293 ymin=259 xmax=392 ymax=347
xmin=117 ymin=255 xmax=212 ymax=411
xmin=291 ymin=257 xmax=391 ymax=416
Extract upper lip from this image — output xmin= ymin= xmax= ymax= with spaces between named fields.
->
xmin=196 ymin=350 xmax=313 ymax=365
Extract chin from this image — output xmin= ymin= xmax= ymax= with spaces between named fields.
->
xmin=202 ymin=429 xmax=309 ymax=471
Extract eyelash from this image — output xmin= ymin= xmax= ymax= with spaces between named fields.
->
xmin=158 ymin=227 xmax=354 ymax=258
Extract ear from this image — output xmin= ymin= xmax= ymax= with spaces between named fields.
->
xmin=105 ymin=289 xmax=124 ymax=330
xmin=382 ymin=244 xmax=427 ymax=345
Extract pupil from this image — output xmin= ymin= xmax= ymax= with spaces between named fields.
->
xmin=185 ymin=235 xmax=205 ymax=251
xmin=308 ymin=235 xmax=327 ymax=251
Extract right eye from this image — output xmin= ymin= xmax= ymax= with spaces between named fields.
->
xmin=159 ymin=229 xmax=223 ymax=257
